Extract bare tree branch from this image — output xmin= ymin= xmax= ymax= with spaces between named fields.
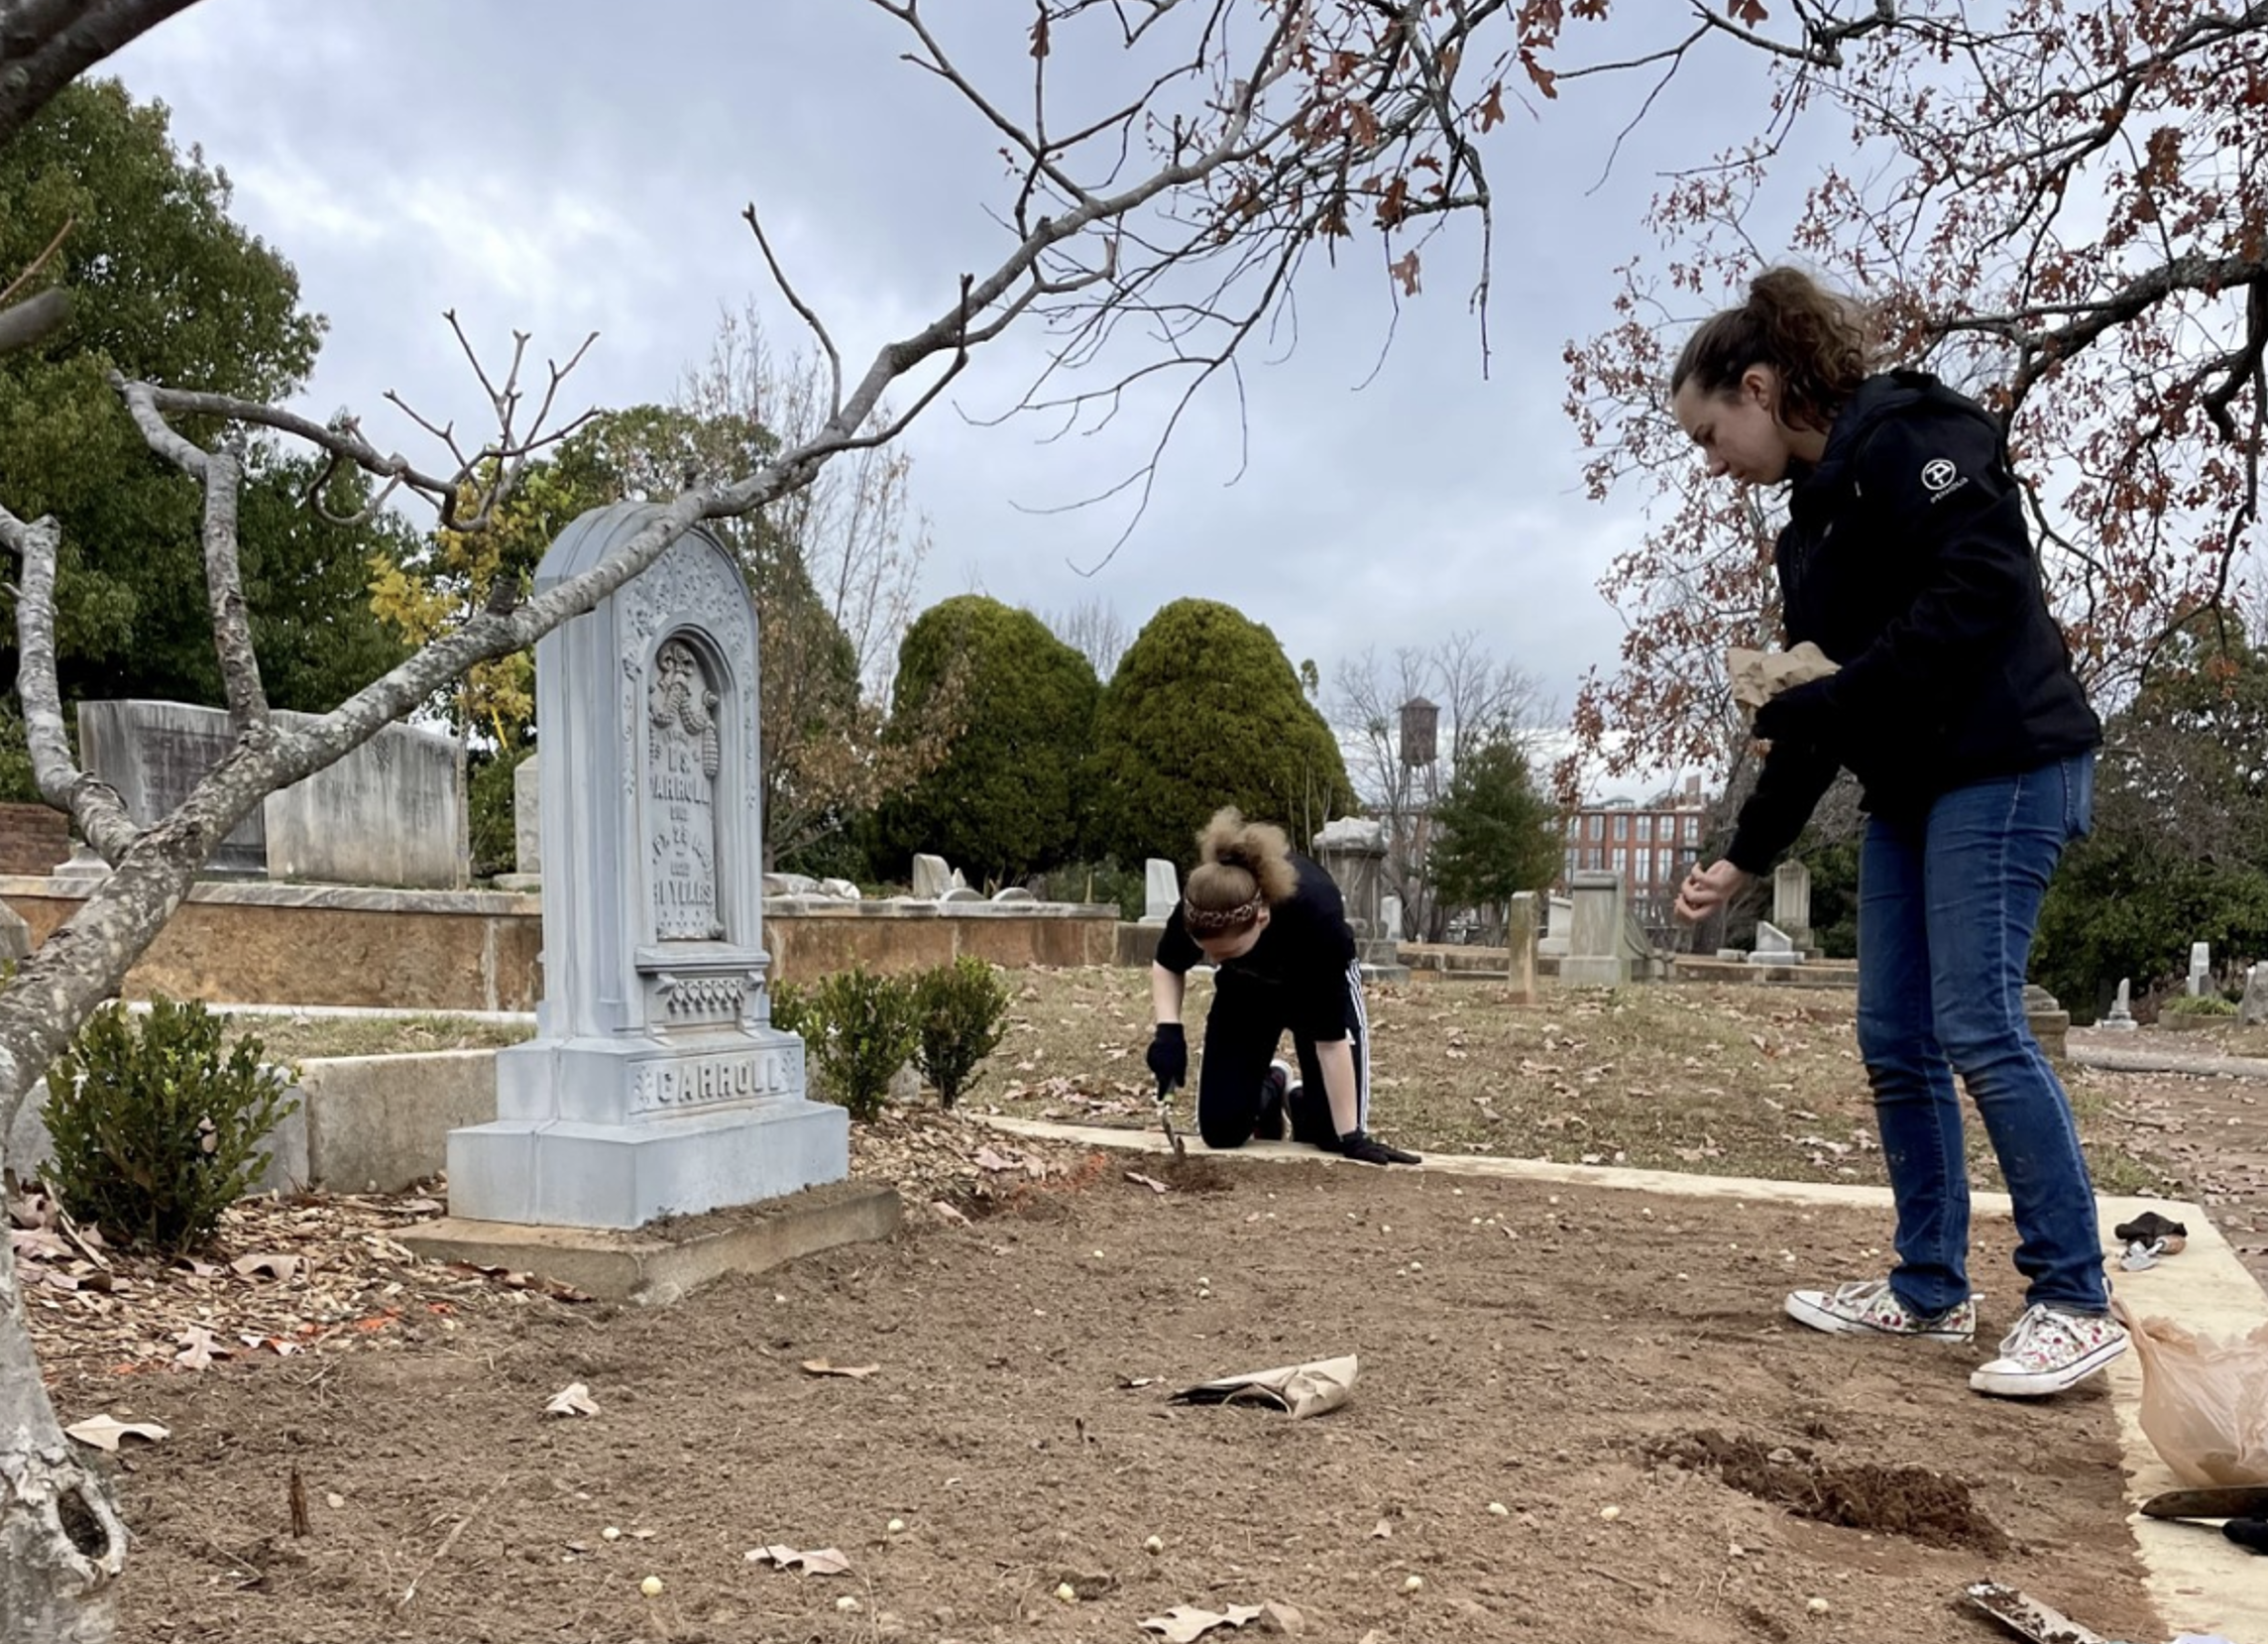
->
xmin=0 ymin=507 xmax=141 ymax=862
xmin=0 ymin=0 xmax=204 ymax=147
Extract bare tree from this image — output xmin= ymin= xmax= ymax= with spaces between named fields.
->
xmin=1331 ymin=634 xmax=1546 ymax=940
xmin=1043 ymin=595 xmax=1132 ymax=680
xmin=0 ymin=4 xmax=1534 ymax=1632
xmin=1552 ymin=0 xmax=2268 ymax=772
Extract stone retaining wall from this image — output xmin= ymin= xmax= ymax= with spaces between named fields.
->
xmin=1 ymin=877 xmax=1120 ymax=1011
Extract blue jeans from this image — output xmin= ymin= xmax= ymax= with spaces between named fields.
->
xmin=1857 ymin=752 xmax=2106 ymax=1317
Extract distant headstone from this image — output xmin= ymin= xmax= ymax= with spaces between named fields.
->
xmin=1311 ymin=815 xmax=1406 ymax=980
xmin=2189 ymin=942 xmax=2212 ymax=997
xmin=77 ymin=699 xmax=266 ymax=876
xmin=911 ymin=854 xmax=953 ymax=899
xmin=513 ymin=754 xmax=541 ymax=875
xmin=1771 ymin=861 xmax=1813 ymax=952
xmin=446 ymin=502 xmax=840 ymax=1229
xmin=940 ymin=885 xmax=985 ymax=904
xmin=1748 ymin=920 xmax=1801 ymax=965
xmin=50 ymin=841 xmax=111 ymax=882
xmin=1562 ymin=870 xmax=1629 ymax=987
xmin=763 ymin=872 xmax=818 ymax=897
xmin=2241 ymin=963 xmax=2268 ymax=1028
xmin=2101 ymin=977 xmax=2138 ymax=1032
xmin=1503 ymin=890 xmax=1539 ymax=1006
xmin=0 ymin=900 xmax=29 ymax=965
xmin=2022 ymin=983 xmax=2071 ymax=1060
xmin=263 ymin=710 xmax=460 ymax=888
xmin=1537 ymin=894 xmax=1573 ymax=959
xmin=990 ymin=886 xmax=1036 ymax=903
xmin=1142 ymin=858 xmax=1180 ymax=924
xmin=1380 ymin=893 xmax=1405 ymax=944
xmin=817 ymin=878 xmax=862 ymax=902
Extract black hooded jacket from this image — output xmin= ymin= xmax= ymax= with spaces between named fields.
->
xmin=1725 ymin=371 xmax=2099 ymax=874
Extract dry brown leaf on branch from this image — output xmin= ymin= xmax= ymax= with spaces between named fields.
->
xmin=799 ymin=1359 xmax=879 ymax=1379
xmin=543 ymin=1382 xmax=600 ymax=1418
xmin=63 ymin=1414 xmax=170 ymax=1452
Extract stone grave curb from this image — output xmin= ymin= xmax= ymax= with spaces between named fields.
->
xmin=398 ymin=1177 xmax=901 ymax=1306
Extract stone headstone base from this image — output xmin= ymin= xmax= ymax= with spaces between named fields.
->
xmin=492 ymin=873 xmax=541 ymax=893
xmin=447 ymin=1099 xmax=848 ymax=1229
xmin=400 ymin=1178 xmax=900 ymax=1305
xmin=1560 ymin=956 xmax=1629 ymax=988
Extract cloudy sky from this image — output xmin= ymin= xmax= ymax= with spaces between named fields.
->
xmin=105 ymin=2 xmax=1795 ymax=793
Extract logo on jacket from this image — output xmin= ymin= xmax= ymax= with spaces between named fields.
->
xmin=1920 ymin=458 xmax=1960 ymax=493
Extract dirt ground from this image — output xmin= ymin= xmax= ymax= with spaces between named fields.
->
xmin=70 ymin=1161 xmax=2158 ymax=1644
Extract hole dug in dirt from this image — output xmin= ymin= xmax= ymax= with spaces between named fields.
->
xmin=1646 ymin=1429 xmax=2009 ymax=1555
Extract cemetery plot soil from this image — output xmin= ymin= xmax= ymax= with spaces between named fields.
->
xmin=77 ymin=1164 xmax=2157 ymax=1644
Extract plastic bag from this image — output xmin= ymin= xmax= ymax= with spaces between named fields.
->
xmin=2114 ymin=1298 xmax=2268 ymax=1487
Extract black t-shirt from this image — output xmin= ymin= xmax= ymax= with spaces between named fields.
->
xmin=1154 ymin=853 xmax=1360 ymax=1041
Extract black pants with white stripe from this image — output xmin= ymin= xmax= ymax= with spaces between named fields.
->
xmin=1195 ymin=961 xmax=1369 ymax=1150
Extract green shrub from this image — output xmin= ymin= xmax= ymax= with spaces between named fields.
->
xmin=43 ymin=996 xmax=298 ymax=1251
xmin=2162 ymin=993 xmax=2237 ymax=1017
xmin=768 ymin=978 xmax=817 ymax=1040
xmin=803 ymin=967 xmax=918 ymax=1122
xmin=912 ymin=956 xmax=1014 ymax=1110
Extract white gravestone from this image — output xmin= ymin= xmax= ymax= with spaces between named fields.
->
xmin=2188 ymin=942 xmax=2211 ymax=997
xmin=2241 ymin=963 xmax=2268 ymax=1028
xmin=2101 ymin=977 xmax=2138 ymax=1031
xmin=1748 ymin=920 xmax=1801 ymax=965
xmin=446 ymin=503 xmax=841 ymax=1229
xmin=1142 ymin=858 xmax=1180 ymax=924
xmin=911 ymin=854 xmax=953 ymax=899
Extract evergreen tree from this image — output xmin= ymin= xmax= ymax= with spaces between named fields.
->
xmin=881 ymin=596 xmax=1097 ymax=881
xmin=1087 ymin=599 xmax=1355 ymax=868
xmin=1427 ymin=735 xmax=1561 ymax=914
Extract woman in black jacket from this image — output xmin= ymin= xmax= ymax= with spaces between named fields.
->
xmin=1669 ymin=268 xmax=2121 ymax=1398
xmin=1148 ymin=808 xmax=1419 ymax=1166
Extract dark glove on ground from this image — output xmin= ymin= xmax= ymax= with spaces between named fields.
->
xmin=1339 ymin=1128 xmax=1421 ymax=1166
xmin=2227 ymin=1518 xmax=2268 ymax=1556
xmin=1146 ymin=1023 xmax=1188 ymax=1090
xmin=1752 ymin=675 xmax=1838 ymax=747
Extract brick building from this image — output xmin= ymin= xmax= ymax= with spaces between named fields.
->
xmin=1558 ymin=774 xmax=1712 ymax=923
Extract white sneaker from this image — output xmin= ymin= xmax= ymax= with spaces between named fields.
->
xmin=1969 ymin=1303 xmax=2126 ymax=1397
xmin=1784 ymin=1277 xmax=1976 ymax=1342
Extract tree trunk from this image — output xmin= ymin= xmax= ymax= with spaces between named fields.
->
xmin=0 ymin=784 xmax=244 ymax=1637
xmin=0 ymin=1235 xmax=126 ymax=1641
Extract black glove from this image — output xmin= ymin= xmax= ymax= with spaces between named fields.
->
xmin=1339 ymin=1128 xmax=1420 ymax=1166
xmin=1146 ymin=1023 xmax=1188 ymax=1091
xmin=1752 ymin=675 xmax=1839 ymax=747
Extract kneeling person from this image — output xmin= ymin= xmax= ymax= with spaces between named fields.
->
xmin=1148 ymin=808 xmax=1418 ymax=1166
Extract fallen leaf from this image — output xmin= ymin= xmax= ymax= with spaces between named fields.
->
xmin=1262 ymin=1600 xmax=1306 ymax=1634
xmin=973 ymin=1145 xmax=1021 ymax=1172
xmin=1125 ymin=1171 xmax=1170 ymax=1194
xmin=63 ymin=1415 xmax=170 ymax=1452
xmin=173 ymin=1326 xmax=224 ymax=1370
xmin=230 ymin=1252 xmax=300 ymax=1282
xmin=800 ymin=1359 xmax=879 ymax=1379
xmin=929 ymin=1200 xmax=970 ymax=1226
xmin=544 ymin=1382 xmax=600 ymax=1418
xmin=1140 ymin=1603 xmax=1266 ymax=1642
xmin=745 ymin=1544 xmax=851 ymax=1576
xmin=1372 ymin=1518 xmax=1393 ymax=1539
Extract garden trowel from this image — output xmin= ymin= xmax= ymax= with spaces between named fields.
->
xmin=1153 ymin=1073 xmax=1188 ymax=1161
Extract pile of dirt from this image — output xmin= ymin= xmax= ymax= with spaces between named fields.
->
xmin=1646 ymin=1428 xmax=2009 ymax=1554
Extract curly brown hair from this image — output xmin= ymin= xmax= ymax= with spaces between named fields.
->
xmin=1182 ymin=807 xmax=1298 ymax=936
xmin=1671 ymin=266 xmax=1871 ymax=434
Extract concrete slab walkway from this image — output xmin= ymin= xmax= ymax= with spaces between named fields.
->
xmin=984 ymin=1116 xmax=2268 ymax=1644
